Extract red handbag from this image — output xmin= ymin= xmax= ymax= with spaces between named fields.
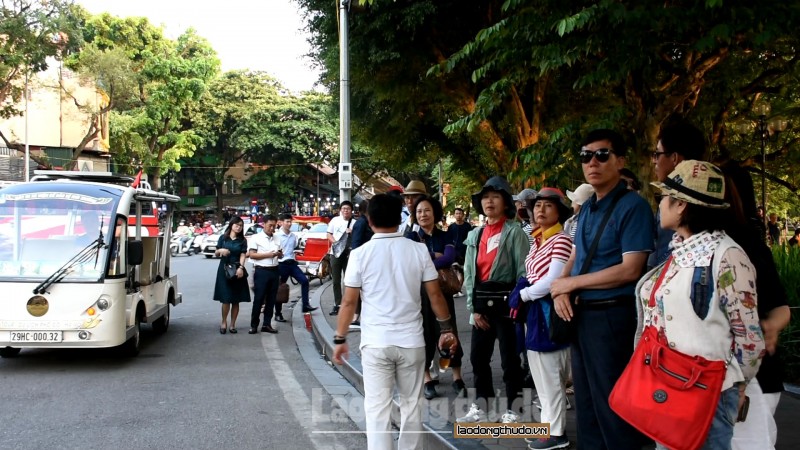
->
xmin=609 ymin=257 xmax=728 ymax=450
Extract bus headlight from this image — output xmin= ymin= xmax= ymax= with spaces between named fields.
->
xmin=96 ymin=298 xmax=110 ymax=311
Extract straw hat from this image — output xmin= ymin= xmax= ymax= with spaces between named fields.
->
xmin=650 ymin=160 xmax=729 ymax=209
xmin=403 ymin=180 xmax=428 ymax=196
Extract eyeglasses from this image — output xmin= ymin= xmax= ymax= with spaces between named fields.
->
xmin=651 ymin=151 xmax=669 ymax=160
xmin=579 ymin=148 xmax=613 ymax=164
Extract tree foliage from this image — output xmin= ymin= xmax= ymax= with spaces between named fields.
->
xmin=0 ymin=0 xmax=83 ymax=147
xmin=300 ymin=0 xmax=800 ymax=206
xmin=67 ymin=13 xmax=219 ymax=185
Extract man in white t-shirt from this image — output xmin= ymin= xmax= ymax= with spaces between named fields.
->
xmin=332 ymin=194 xmax=459 ymax=450
xmin=327 ymin=201 xmax=354 ymax=316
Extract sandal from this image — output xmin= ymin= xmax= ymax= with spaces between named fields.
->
xmin=229 ymin=328 xmax=238 ymax=334
xmin=219 ymin=326 xmax=227 ymax=334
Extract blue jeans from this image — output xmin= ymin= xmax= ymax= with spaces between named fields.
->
xmin=277 ymin=260 xmax=310 ymax=312
xmin=656 ymin=385 xmax=739 ymax=450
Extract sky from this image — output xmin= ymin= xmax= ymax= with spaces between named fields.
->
xmin=76 ymin=0 xmax=323 ymax=93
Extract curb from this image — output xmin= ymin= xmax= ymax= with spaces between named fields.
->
xmin=784 ymin=383 xmax=800 ymax=399
xmin=308 ymin=282 xmax=469 ymax=450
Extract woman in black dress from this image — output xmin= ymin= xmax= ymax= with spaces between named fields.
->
xmin=213 ymin=216 xmax=251 ymax=334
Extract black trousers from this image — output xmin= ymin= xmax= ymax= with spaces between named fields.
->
xmin=571 ymin=302 xmax=648 ymax=450
xmin=250 ymin=267 xmax=279 ymax=328
xmin=470 ymin=313 xmax=523 ymax=410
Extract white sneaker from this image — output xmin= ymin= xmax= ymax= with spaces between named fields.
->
xmin=456 ymin=403 xmax=488 ymax=423
xmin=500 ymin=410 xmax=519 ymax=423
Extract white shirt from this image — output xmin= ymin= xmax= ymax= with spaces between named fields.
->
xmin=344 ymin=232 xmax=438 ymax=350
xmin=248 ymin=231 xmax=281 ymax=267
xmin=327 ymin=214 xmax=353 ymax=241
xmin=276 ymin=228 xmax=297 ymax=262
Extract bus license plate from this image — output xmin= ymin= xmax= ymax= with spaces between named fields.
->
xmin=9 ymin=331 xmax=63 ymax=343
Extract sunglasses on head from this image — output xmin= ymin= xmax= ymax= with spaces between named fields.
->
xmin=579 ymin=148 xmax=613 ymax=164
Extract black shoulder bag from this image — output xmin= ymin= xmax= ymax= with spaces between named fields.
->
xmin=471 ymin=227 xmax=516 ymax=316
xmin=549 ymin=189 xmax=628 ymax=344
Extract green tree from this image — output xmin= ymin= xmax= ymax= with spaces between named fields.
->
xmin=68 ymin=14 xmax=219 ymax=185
xmin=187 ymin=70 xmax=286 ymax=215
xmin=301 ymin=0 xmax=800 ymax=202
xmin=0 ymin=0 xmax=82 ymax=143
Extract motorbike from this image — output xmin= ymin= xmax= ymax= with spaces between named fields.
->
xmin=170 ymin=234 xmax=200 ymax=256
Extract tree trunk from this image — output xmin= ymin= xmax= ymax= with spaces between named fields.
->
xmin=215 ymin=181 xmax=224 ymax=221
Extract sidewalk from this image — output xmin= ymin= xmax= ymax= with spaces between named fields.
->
xmin=308 ymin=281 xmax=800 ymax=449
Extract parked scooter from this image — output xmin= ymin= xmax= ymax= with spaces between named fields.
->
xmin=170 ymin=234 xmax=198 ymax=256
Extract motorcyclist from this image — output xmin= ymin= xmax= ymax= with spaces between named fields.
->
xmin=175 ymin=220 xmax=193 ymax=250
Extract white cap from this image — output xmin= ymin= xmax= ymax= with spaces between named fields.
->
xmin=566 ymin=183 xmax=595 ymax=206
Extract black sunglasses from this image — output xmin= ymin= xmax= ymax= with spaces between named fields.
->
xmin=579 ymin=148 xmax=613 ymax=164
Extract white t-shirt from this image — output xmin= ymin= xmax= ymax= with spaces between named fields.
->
xmin=343 ymin=232 xmax=438 ymax=350
xmin=327 ymin=214 xmax=353 ymax=241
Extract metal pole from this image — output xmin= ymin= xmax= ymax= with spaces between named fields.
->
xmin=338 ymin=0 xmax=351 ymax=202
xmin=24 ymin=71 xmax=30 ymax=181
xmin=438 ymin=158 xmax=443 ymax=200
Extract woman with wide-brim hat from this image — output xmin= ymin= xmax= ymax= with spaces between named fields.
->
xmin=456 ymin=176 xmax=531 ymax=423
xmin=632 ymin=160 xmax=764 ymax=448
xmin=516 ymin=187 xmax=574 ymax=450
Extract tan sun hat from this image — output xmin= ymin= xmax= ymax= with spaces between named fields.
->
xmin=403 ymin=180 xmax=428 ymax=196
xmin=650 ymin=160 xmax=729 ymax=209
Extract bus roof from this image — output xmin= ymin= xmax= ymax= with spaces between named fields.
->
xmin=27 ymin=170 xmax=180 ymax=203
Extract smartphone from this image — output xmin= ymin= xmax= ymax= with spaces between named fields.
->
xmin=736 ymin=395 xmax=750 ymax=422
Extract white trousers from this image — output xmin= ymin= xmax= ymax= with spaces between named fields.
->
xmin=361 ymin=346 xmax=426 ymax=450
xmin=527 ymin=348 xmax=569 ymax=436
xmin=731 ymin=380 xmax=780 ymax=450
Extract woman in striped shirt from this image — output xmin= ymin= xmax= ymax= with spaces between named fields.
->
xmin=518 ymin=188 xmax=574 ymax=450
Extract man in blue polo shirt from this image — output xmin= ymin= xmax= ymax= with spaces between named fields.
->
xmin=550 ymin=129 xmax=654 ymax=450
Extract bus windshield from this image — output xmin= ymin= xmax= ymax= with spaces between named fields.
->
xmin=0 ymin=184 xmax=121 ymax=282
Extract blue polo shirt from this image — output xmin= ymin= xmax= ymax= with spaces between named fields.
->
xmin=571 ymin=181 xmax=655 ymax=301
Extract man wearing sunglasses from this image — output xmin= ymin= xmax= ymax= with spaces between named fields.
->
xmin=648 ymin=120 xmax=706 ymax=269
xmin=549 ymin=129 xmax=655 ymax=450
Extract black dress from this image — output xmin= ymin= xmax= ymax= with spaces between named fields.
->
xmin=213 ymin=235 xmax=252 ymax=304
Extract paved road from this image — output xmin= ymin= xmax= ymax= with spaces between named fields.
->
xmin=0 ymin=255 xmax=365 ymax=450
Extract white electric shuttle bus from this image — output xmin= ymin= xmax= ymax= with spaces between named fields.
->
xmin=0 ymin=171 xmax=182 ymax=357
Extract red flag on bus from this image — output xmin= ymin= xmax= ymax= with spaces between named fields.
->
xmin=131 ymin=169 xmax=143 ymax=188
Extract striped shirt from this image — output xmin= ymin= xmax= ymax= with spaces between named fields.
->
xmin=524 ymin=230 xmax=572 ymax=285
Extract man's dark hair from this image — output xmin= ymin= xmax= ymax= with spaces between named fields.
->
xmin=410 ymin=195 xmax=444 ymax=224
xmin=278 ymin=213 xmax=292 ymax=221
xmin=339 ymin=201 xmax=354 ymax=210
xmin=454 ymin=207 xmax=465 ymax=214
xmin=264 ymin=214 xmax=278 ymax=223
xmin=358 ymin=200 xmax=369 ymax=216
xmin=367 ymin=194 xmax=402 ymax=228
xmin=582 ymin=129 xmax=627 ymax=158
xmin=619 ymin=168 xmax=641 ymax=191
xmin=657 ymin=119 xmax=706 ymax=160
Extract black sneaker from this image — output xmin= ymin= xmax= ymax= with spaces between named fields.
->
xmin=424 ymin=381 xmax=438 ymax=400
xmin=275 ymin=313 xmax=287 ymax=323
xmin=452 ymin=379 xmax=467 ymax=397
xmin=329 ymin=306 xmax=340 ymax=316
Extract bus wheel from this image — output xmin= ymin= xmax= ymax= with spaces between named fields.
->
xmin=0 ymin=347 xmax=21 ymax=358
xmin=152 ymin=304 xmax=170 ymax=334
xmin=121 ymin=314 xmax=141 ymax=357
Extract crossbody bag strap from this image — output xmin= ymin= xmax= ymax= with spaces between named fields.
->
xmin=578 ymin=188 xmax=629 ymax=275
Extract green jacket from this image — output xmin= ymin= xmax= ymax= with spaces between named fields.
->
xmin=464 ymin=220 xmax=530 ymax=325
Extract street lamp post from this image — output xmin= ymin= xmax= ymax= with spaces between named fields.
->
xmin=735 ymin=100 xmax=788 ymax=229
xmin=338 ymin=0 xmax=352 ymax=203
xmin=754 ymin=101 xmax=771 ymax=228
